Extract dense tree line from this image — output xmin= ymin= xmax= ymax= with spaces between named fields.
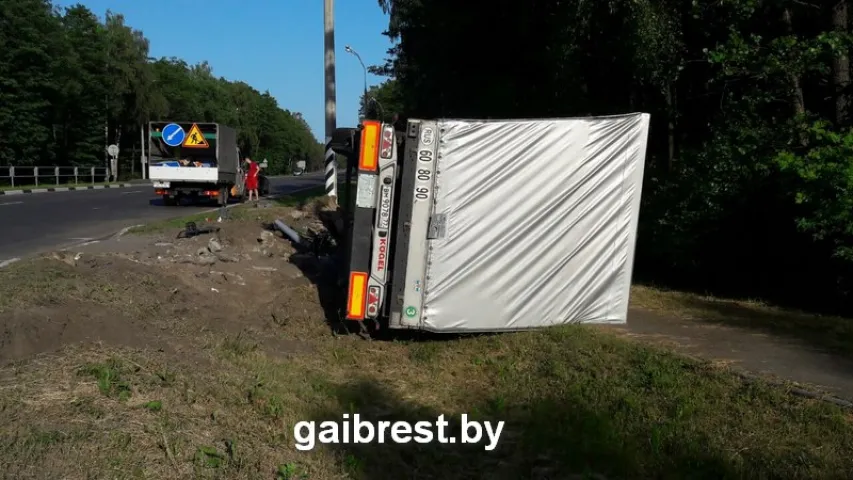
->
xmin=365 ymin=0 xmax=853 ymax=314
xmin=0 ymin=0 xmax=322 ymax=176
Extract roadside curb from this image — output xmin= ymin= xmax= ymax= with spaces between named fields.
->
xmin=0 ymin=178 xmax=335 ymax=268
xmin=0 ymin=183 xmax=138 ymax=196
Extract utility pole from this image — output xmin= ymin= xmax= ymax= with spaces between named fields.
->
xmin=140 ymin=122 xmax=147 ymax=180
xmin=323 ymin=0 xmax=338 ymax=203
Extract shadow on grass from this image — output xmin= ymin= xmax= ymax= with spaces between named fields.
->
xmin=287 ymin=251 xmax=349 ymax=335
xmin=299 ymin=321 xmax=853 ymax=479
xmin=276 ymin=183 xmax=356 ymax=335
xmin=307 ymin=378 xmax=751 ymax=480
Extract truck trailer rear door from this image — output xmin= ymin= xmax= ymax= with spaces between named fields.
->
xmin=345 ymin=121 xmax=381 ymax=321
xmin=365 ymin=123 xmax=399 ymax=320
xmin=388 ymin=119 xmax=439 ymax=328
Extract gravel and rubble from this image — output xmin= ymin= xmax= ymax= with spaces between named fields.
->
xmin=0 ymin=200 xmax=338 ymax=364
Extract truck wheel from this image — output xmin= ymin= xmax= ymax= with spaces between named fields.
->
xmin=163 ymin=195 xmax=177 ymax=206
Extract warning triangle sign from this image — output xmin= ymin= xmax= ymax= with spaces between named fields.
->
xmin=183 ymin=123 xmax=209 ymax=148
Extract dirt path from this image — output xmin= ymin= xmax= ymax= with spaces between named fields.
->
xmin=615 ymin=307 xmax=853 ymax=401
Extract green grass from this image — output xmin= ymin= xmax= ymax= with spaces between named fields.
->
xmin=2 ymin=178 xmax=851 ymax=478
xmin=2 ymin=314 xmax=852 ymax=478
xmin=78 ymin=359 xmax=133 ymax=401
xmin=126 ymin=211 xmax=215 ymax=235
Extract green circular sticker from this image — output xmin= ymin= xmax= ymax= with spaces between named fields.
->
xmin=405 ymin=306 xmax=417 ymax=317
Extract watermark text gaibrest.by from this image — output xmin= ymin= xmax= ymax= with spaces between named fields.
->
xmin=293 ymin=414 xmax=505 ymax=451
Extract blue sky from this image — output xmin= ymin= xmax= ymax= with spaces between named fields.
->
xmin=54 ymin=0 xmax=394 ymax=142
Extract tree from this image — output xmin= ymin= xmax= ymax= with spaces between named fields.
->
xmin=374 ymin=0 xmax=853 ymax=314
xmin=56 ymin=4 xmax=107 ymax=166
xmin=0 ymin=0 xmax=320 ymax=180
xmin=0 ymin=0 xmax=63 ymax=166
xmin=359 ymin=79 xmax=405 ymax=123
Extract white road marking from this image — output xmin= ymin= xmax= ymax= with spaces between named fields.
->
xmin=78 ymin=240 xmax=100 ymax=246
xmin=0 ymin=258 xmax=20 ymax=268
xmin=0 ymin=201 xmax=23 ymax=206
xmin=121 ymin=190 xmax=143 ymax=194
xmin=70 ymin=237 xmax=94 ymax=241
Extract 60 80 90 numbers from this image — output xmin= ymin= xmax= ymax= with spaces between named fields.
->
xmin=415 ymin=149 xmax=433 ymax=200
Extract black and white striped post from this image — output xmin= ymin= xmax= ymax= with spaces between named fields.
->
xmin=323 ymin=0 xmax=338 ymax=205
xmin=324 ymin=137 xmax=338 ymax=199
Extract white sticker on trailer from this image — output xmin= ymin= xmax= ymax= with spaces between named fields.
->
xmin=413 ymin=147 xmax=435 ymax=203
xmin=355 ymin=173 xmax=377 ymax=208
xmin=153 ymin=181 xmax=170 ymax=188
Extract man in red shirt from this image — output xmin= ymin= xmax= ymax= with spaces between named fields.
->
xmin=244 ymin=157 xmax=260 ymax=203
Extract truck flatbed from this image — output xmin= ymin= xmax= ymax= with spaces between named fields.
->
xmin=149 ymin=165 xmax=219 ymax=183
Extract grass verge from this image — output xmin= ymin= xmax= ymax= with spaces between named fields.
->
xmin=3 ymin=176 xmax=851 ymax=478
xmin=631 ymin=285 xmax=853 ymax=357
xmin=128 ymin=185 xmax=329 ymax=235
xmin=1 ymin=316 xmax=852 ymax=478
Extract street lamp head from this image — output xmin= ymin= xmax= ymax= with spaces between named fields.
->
xmin=345 ymin=45 xmax=353 ymax=53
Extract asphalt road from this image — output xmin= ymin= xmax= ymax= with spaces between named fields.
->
xmin=0 ymin=172 xmax=331 ymax=265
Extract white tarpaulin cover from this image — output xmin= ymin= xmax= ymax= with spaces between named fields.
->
xmin=420 ymin=113 xmax=650 ymax=332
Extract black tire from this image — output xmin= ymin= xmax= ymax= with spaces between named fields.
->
xmin=163 ymin=195 xmax=177 ymax=206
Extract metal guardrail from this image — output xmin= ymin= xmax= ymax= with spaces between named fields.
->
xmin=0 ymin=166 xmax=110 ymax=188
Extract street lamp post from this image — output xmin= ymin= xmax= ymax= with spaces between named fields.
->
xmin=344 ymin=45 xmax=368 ymax=107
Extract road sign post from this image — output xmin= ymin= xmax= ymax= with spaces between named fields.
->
xmin=107 ymin=144 xmax=119 ymax=181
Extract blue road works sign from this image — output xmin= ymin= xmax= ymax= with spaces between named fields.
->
xmin=162 ymin=123 xmax=185 ymax=147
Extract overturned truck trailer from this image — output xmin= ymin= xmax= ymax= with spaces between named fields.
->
xmin=339 ymin=114 xmax=650 ymax=333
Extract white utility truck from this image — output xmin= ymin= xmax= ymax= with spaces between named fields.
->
xmin=147 ymin=121 xmax=268 ymax=206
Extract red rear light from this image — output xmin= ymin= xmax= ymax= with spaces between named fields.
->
xmin=379 ymin=125 xmax=394 ymax=159
xmin=366 ymin=286 xmax=380 ymax=318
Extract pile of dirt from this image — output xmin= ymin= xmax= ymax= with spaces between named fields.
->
xmin=0 ymin=203 xmax=335 ymax=365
